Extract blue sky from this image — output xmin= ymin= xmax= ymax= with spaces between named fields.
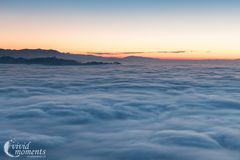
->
xmin=1 ymin=0 xmax=240 ymax=14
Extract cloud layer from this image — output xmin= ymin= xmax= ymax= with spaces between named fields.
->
xmin=88 ymin=50 xmax=193 ymax=56
xmin=0 ymin=61 xmax=240 ymax=160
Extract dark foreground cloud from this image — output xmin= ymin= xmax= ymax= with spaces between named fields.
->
xmin=0 ymin=61 xmax=239 ymax=160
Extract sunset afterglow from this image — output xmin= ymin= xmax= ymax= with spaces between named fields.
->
xmin=1 ymin=0 xmax=240 ymax=59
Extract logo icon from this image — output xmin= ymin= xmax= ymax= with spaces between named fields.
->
xmin=3 ymin=139 xmax=47 ymax=158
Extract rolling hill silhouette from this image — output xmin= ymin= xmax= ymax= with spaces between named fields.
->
xmin=0 ymin=49 xmax=159 ymax=63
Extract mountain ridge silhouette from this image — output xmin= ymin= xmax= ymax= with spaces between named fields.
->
xmin=0 ymin=49 xmax=159 ymax=62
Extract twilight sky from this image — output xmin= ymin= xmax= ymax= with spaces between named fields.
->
xmin=1 ymin=0 xmax=240 ymax=59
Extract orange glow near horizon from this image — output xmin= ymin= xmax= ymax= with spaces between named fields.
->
xmin=1 ymin=22 xmax=240 ymax=60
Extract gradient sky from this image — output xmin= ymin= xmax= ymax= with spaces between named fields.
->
xmin=1 ymin=0 xmax=240 ymax=59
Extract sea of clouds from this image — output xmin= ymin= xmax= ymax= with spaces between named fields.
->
xmin=0 ymin=61 xmax=240 ymax=160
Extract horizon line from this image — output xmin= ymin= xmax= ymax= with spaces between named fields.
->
xmin=0 ymin=48 xmax=239 ymax=61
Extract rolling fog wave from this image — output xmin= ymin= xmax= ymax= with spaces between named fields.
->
xmin=0 ymin=61 xmax=240 ymax=160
